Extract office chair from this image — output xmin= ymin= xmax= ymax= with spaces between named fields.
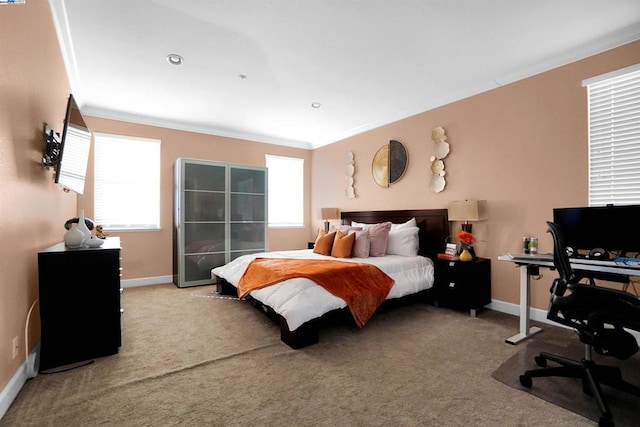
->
xmin=519 ymin=221 xmax=640 ymax=427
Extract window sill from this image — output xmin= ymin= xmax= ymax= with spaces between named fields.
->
xmin=101 ymin=227 xmax=162 ymax=233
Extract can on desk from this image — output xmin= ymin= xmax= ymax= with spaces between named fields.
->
xmin=523 ymin=237 xmax=530 ymax=254
xmin=529 ymin=237 xmax=538 ymax=255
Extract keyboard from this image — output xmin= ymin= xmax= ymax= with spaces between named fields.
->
xmin=504 ymin=253 xmax=640 ymax=269
xmin=614 ymin=257 xmax=640 ymax=267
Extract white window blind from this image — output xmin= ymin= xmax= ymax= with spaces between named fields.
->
xmin=266 ymin=154 xmax=304 ymax=227
xmin=585 ymin=64 xmax=640 ymax=206
xmin=94 ymin=133 xmax=161 ymax=230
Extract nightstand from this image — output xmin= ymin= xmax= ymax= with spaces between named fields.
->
xmin=433 ymin=257 xmax=491 ymax=317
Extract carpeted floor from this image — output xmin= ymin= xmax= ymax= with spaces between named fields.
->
xmin=1 ymin=283 xmax=622 ymax=426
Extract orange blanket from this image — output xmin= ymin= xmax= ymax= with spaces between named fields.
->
xmin=238 ymin=258 xmax=395 ymax=328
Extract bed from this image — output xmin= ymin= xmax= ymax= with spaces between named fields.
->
xmin=212 ymin=209 xmax=449 ymax=348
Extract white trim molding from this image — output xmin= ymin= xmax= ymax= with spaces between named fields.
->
xmin=488 ymin=299 xmax=553 ymax=325
xmin=120 ymin=275 xmax=173 ymax=288
xmin=488 ymin=299 xmax=640 ymax=343
xmin=0 ymin=344 xmax=39 ymax=420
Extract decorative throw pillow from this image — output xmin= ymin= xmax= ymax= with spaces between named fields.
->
xmin=351 ymin=229 xmax=370 ymax=258
xmin=329 ymin=226 xmax=368 ymax=257
xmin=366 ymin=222 xmax=392 ymax=257
xmin=338 ymin=225 xmax=363 ymax=234
xmin=313 ymin=230 xmax=336 ymax=256
xmin=387 ymin=226 xmax=419 ymax=256
xmin=331 ymin=231 xmax=356 ymax=258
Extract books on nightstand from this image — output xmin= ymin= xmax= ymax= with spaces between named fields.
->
xmin=437 ymin=253 xmax=459 ymax=261
xmin=438 ymin=243 xmax=459 ymax=260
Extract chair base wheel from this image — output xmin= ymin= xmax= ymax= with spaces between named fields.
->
xmin=519 ymin=375 xmax=532 ymax=388
xmin=534 ymin=356 xmax=547 ymax=367
xmin=599 ymin=415 xmax=614 ymax=427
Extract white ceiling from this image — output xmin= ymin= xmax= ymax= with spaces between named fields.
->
xmin=49 ymin=1 xmax=640 ymax=149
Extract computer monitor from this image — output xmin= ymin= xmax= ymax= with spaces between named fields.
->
xmin=553 ymin=205 xmax=640 ymax=257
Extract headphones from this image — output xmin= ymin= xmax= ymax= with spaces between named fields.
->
xmin=588 ymin=247 xmax=609 ymax=260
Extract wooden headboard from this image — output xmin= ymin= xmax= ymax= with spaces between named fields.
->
xmin=340 ymin=209 xmax=449 ymax=260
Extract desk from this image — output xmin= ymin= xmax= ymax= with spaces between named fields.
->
xmin=498 ymin=253 xmax=640 ymax=345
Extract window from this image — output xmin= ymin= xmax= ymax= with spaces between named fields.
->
xmin=94 ymin=133 xmax=161 ymax=230
xmin=265 ymin=154 xmax=304 ymax=227
xmin=584 ymin=64 xmax=640 ymax=206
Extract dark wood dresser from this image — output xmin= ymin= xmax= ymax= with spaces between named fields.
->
xmin=38 ymin=237 xmax=122 ymax=371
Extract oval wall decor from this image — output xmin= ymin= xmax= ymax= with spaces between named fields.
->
xmin=372 ymin=139 xmax=408 ymax=188
xmin=429 ymin=126 xmax=449 ymax=193
xmin=345 ymin=151 xmax=356 ymax=198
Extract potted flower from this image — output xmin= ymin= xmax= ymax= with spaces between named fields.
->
xmin=456 ymin=230 xmax=475 ymax=262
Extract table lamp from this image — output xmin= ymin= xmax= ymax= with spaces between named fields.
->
xmin=321 ymin=208 xmax=340 ymax=232
xmin=447 ymin=200 xmax=487 ymax=233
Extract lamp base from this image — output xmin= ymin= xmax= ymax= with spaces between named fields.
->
xmin=461 ymin=223 xmax=472 ymax=233
xmin=324 ymin=221 xmax=330 ymax=232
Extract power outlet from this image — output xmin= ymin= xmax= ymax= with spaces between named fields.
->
xmin=12 ymin=336 xmax=19 ymax=359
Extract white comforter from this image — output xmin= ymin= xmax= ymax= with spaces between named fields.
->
xmin=211 ymin=249 xmax=434 ymax=331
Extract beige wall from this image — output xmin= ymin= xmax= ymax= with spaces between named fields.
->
xmin=0 ymin=0 xmax=312 ymax=397
xmin=78 ymin=118 xmax=312 ymax=280
xmin=312 ymin=40 xmax=640 ymax=310
xmin=1 ymin=0 xmax=75 ymax=393
xmin=2 ymin=0 xmax=640 ymax=404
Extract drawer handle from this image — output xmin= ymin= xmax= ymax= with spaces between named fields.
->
xmin=120 ymin=308 xmax=124 ymax=314
xmin=448 ymin=282 xmax=456 ymax=288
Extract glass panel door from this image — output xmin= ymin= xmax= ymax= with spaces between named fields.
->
xmin=185 ymin=162 xmax=225 ymax=191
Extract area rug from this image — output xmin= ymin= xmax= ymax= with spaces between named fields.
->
xmin=492 ymin=337 xmax=640 ymax=426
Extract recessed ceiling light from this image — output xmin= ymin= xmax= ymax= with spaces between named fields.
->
xmin=166 ymin=54 xmax=184 ymax=66
xmin=311 ymin=102 xmax=321 ymax=109
xmin=239 ymin=74 xmax=247 ymax=80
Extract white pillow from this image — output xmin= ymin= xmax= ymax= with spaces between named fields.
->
xmin=352 ymin=217 xmax=416 ymax=229
xmin=386 ymin=226 xmax=419 ymax=256
xmin=350 ymin=219 xmax=418 ymax=257
xmin=390 ymin=217 xmax=417 ymax=230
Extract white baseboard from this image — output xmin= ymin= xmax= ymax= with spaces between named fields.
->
xmin=120 ymin=275 xmax=173 ymax=288
xmin=487 ymin=299 xmax=640 ymax=342
xmin=0 ymin=344 xmax=39 ymax=420
xmin=487 ymin=299 xmax=556 ymax=326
